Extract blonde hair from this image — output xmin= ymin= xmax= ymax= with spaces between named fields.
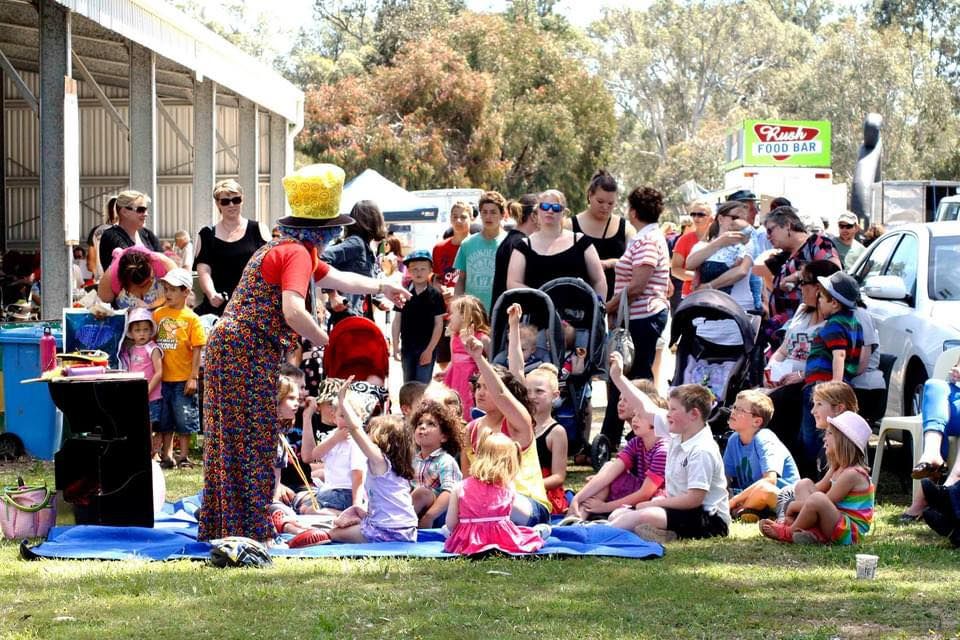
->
xmin=174 ymin=230 xmax=189 ymax=241
xmin=826 ymin=425 xmax=867 ymax=469
xmin=539 ymin=189 xmax=568 ymax=210
xmin=812 ymin=381 xmax=859 ymax=413
xmin=634 ymin=379 xmax=667 ymax=409
xmin=470 ymin=432 xmax=522 ymax=487
xmin=736 ymin=389 xmax=774 ymax=427
xmin=213 ymin=179 xmax=243 ymax=198
xmin=277 ymin=375 xmax=299 ymax=411
xmin=687 ymin=200 xmax=712 ymax=215
xmin=527 ymin=363 xmax=559 ymax=393
xmin=450 ymin=201 xmax=472 ymax=217
xmin=451 ymin=295 xmax=490 ymax=336
xmin=116 ymin=189 xmax=151 ymax=209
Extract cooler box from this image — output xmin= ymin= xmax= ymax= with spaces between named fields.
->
xmin=0 ymin=325 xmax=63 ymax=459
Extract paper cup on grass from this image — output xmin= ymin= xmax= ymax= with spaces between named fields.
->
xmin=855 ymin=553 xmax=878 ymax=579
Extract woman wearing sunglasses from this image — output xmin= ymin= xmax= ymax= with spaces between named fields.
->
xmin=97 ymin=190 xmax=162 ymax=271
xmin=505 ymin=190 xmax=607 ymax=299
xmin=194 ymin=179 xmax=270 ymax=316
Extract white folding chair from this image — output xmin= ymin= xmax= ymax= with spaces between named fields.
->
xmin=871 ymin=347 xmax=960 ymax=502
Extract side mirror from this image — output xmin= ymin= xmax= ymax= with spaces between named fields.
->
xmin=862 ymin=274 xmax=907 ymax=301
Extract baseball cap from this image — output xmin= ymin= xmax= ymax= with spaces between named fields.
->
xmin=727 ymin=189 xmax=759 ymax=203
xmin=816 ymin=271 xmax=859 ymax=308
xmin=403 ymin=249 xmax=433 ymax=266
xmin=160 ymin=268 xmax=193 ymax=289
xmin=838 ymin=211 xmax=859 ymax=225
xmin=826 ymin=411 xmax=871 ymax=456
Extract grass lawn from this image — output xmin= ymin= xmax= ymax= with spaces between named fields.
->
xmin=1 ymin=457 xmax=958 ymax=640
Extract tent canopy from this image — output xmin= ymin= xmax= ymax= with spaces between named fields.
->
xmin=340 ymin=169 xmax=439 ymax=222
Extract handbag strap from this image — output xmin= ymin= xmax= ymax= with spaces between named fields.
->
xmin=2 ymin=486 xmax=54 ymax=513
xmin=615 ymin=287 xmax=630 ymax=331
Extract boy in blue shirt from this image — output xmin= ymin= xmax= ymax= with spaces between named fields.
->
xmin=725 ymin=389 xmax=799 ymax=522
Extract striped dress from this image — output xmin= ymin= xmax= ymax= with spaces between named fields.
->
xmin=829 ymin=467 xmax=874 ymax=545
xmin=611 ymin=223 xmax=671 ymax=320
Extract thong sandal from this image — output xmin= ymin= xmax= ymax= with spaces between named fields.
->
xmin=911 ymin=461 xmax=946 ymax=480
xmin=759 ymin=518 xmax=794 ymax=543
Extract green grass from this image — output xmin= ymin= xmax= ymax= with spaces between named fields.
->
xmin=1 ymin=460 xmax=959 ymax=640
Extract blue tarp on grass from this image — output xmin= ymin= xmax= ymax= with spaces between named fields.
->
xmin=25 ymin=496 xmax=664 ymax=561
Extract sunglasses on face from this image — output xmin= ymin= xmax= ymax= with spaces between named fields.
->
xmin=838 ymin=223 xmax=854 ymax=230
xmin=539 ymin=202 xmax=564 ymax=213
xmin=219 ymin=196 xmax=243 ymax=206
xmin=123 ymin=205 xmax=148 ymax=214
xmin=689 ymin=211 xmax=710 ymax=218
xmin=799 ymin=278 xmax=818 ymax=286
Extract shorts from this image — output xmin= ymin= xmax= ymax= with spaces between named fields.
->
xmin=664 ymin=507 xmax=729 ymax=540
xmin=435 ymin=327 xmax=452 ymax=364
xmin=148 ymin=398 xmax=162 ymax=425
xmin=515 ymin=494 xmax=550 ymax=526
xmin=293 ymin=486 xmax=353 ymax=512
xmin=157 ymin=381 xmax=200 ymax=434
xmin=360 ymin=519 xmax=417 ymax=542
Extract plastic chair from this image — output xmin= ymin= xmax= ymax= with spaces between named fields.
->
xmin=871 ymin=347 xmax=960 ymax=502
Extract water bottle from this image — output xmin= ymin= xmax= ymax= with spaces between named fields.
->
xmin=39 ymin=325 xmax=57 ymax=373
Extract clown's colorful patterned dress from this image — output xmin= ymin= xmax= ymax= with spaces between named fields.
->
xmin=199 ymin=239 xmax=325 ymax=541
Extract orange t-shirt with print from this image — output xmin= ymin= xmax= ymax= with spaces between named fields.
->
xmin=153 ymin=306 xmax=207 ymax=382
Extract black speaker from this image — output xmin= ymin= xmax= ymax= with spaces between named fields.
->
xmin=50 ymin=378 xmax=154 ymax=528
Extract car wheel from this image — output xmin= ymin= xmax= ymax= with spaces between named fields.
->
xmin=904 ymin=367 xmax=928 ymax=417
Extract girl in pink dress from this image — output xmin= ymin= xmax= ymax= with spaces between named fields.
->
xmin=444 ymin=432 xmax=548 ymax=555
xmin=442 ymin=295 xmax=490 ymax=420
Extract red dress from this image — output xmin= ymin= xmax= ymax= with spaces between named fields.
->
xmin=443 ymin=477 xmax=545 ymax=555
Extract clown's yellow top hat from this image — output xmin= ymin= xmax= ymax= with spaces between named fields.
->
xmin=280 ymin=163 xmax=355 ymax=228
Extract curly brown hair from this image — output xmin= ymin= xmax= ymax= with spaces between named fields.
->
xmin=367 ymin=414 xmax=415 ymax=481
xmin=627 ymin=187 xmax=664 ymax=224
xmin=409 ymin=399 xmax=462 ymax=458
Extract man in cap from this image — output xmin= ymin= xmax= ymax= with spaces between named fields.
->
xmin=831 ymin=211 xmax=865 ymax=270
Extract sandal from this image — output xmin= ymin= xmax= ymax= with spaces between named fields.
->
xmin=791 ymin=528 xmax=826 ymax=544
xmin=288 ymin=529 xmax=331 ymax=549
xmin=759 ymin=518 xmax=794 ymax=543
xmin=734 ymin=507 xmax=775 ymax=524
xmin=270 ymin=510 xmax=293 ymax=535
xmin=911 ymin=461 xmax=946 ymax=480
xmin=159 ymin=457 xmax=176 ymax=470
xmin=176 ymin=458 xmax=195 ymax=469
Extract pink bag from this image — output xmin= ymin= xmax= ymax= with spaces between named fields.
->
xmin=0 ymin=484 xmax=56 ymax=540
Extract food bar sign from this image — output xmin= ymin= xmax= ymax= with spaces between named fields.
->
xmin=742 ymin=119 xmax=831 ymax=168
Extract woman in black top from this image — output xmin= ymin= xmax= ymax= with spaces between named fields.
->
xmin=506 ymin=189 xmax=606 ymax=299
xmin=194 ymin=179 xmax=269 ymax=316
xmin=569 ymin=170 xmax=634 ymax=300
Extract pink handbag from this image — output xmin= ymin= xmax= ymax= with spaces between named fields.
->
xmin=1 ymin=483 xmax=56 ymax=540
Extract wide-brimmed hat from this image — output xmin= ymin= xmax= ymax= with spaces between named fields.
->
xmin=279 ymin=164 xmax=355 ymax=228
xmin=125 ymin=306 xmax=157 ymax=339
xmin=826 ymin=411 xmax=871 ymax=456
xmin=817 ymin=271 xmax=859 ymax=308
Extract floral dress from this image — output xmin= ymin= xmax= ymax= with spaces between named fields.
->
xmin=199 ymin=239 xmax=300 ymax=542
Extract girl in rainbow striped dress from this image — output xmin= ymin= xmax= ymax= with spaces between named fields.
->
xmin=760 ymin=411 xmax=874 ymax=545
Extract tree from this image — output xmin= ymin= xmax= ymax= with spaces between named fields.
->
xmin=591 ymin=0 xmax=812 ymax=198
xmin=872 ymin=0 xmax=960 ymax=88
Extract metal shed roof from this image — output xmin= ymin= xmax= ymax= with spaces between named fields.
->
xmin=0 ymin=0 xmax=303 ymax=125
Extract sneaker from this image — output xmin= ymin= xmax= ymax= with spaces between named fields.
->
xmin=533 ymin=524 xmax=552 ymax=541
xmin=288 ymin=529 xmax=331 ymax=549
xmin=634 ymin=524 xmax=678 ymax=544
xmin=775 ymin=487 xmax=795 ymax=523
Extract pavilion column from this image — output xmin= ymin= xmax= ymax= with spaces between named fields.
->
xmin=268 ymin=114 xmax=287 ymax=224
xmin=128 ymin=43 xmax=156 ymax=209
xmin=38 ymin=0 xmax=72 ymax=319
xmin=192 ymin=78 xmax=216 ymax=236
xmin=237 ymin=97 xmax=258 ymax=219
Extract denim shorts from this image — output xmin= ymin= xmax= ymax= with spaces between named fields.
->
xmin=148 ymin=399 xmax=162 ymax=426
xmin=293 ymin=486 xmax=354 ymax=512
xmin=157 ymin=381 xmax=200 ymax=434
xmin=515 ymin=494 xmax=550 ymax=526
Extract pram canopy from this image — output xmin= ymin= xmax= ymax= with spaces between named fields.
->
xmin=669 ymin=289 xmax=757 ymax=354
xmin=490 ymin=287 xmax=564 ymax=368
xmin=541 ymin=277 xmax=606 ymax=377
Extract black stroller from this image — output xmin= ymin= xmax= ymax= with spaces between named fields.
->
xmin=490 ymin=278 xmax=606 ymax=459
xmin=669 ymin=289 xmax=761 ymax=439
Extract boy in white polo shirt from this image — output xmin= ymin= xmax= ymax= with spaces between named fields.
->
xmin=608 ymin=380 xmax=730 ymax=543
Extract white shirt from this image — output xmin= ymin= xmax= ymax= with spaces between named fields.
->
xmin=319 ymin=433 xmax=366 ymax=490
xmin=664 ymin=425 xmax=731 ymax=523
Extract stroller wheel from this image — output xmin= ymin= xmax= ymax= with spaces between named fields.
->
xmin=590 ymin=434 xmax=611 ymax=472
